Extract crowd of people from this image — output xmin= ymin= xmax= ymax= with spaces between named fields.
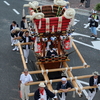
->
xmin=19 ymin=68 xmax=73 ymax=100
xmin=10 ymin=17 xmax=35 ymax=63
xmin=9 ymin=2 xmax=100 ymax=100
xmin=18 ymin=69 xmax=100 ymax=100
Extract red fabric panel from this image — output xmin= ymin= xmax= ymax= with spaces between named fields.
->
xmin=34 ymin=17 xmax=70 ymax=23
xmin=34 ymin=23 xmax=69 ymax=29
xmin=38 ymin=28 xmax=68 ymax=33
xmin=33 ymin=16 xmax=71 ymax=33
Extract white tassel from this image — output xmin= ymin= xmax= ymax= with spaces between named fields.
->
xmin=25 ymin=19 xmax=28 ymax=29
xmin=22 ymin=8 xmax=25 ymax=17
xmin=67 ymin=18 xmax=74 ymax=31
xmin=40 ymin=6 xmax=42 ymax=12
xmin=57 ymin=17 xmax=62 ymax=31
xmin=70 ymin=18 xmax=75 ymax=26
xmin=34 ymin=37 xmax=38 ymax=52
xmin=51 ymin=5 xmax=54 ymax=12
xmin=34 ymin=22 xmax=38 ymax=34
xmin=46 ymin=18 xmax=50 ymax=33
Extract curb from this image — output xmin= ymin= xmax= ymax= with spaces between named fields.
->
xmin=74 ymin=8 xmax=100 ymax=16
xmin=74 ymin=8 xmax=91 ymax=16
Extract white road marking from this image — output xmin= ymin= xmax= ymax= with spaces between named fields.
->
xmin=77 ymin=80 xmax=89 ymax=85
xmin=13 ymin=9 xmax=20 ymax=15
xmin=74 ymin=19 xmax=80 ymax=22
xmin=91 ymin=41 xmax=100 ymax=50
xmin=74 ymin=19 xmax=80 ymax=25
xmin=74 ymin=22 xmax=77 ymax=25
xmin=84 ymin=23 xmax=100 ymax=31
xmin=96 ymin=24 xmax=100 ymax=31
xmin=72 ymin=32 xmax=100 ymax=50
xmin=72 ymin=32 xmax=100 ymax=40
xmin=73 ymin=39 xmax=97 ymax=49
xmin=4 ymin=1 xmax=10 ymax=6
xmin=76 ymin=80 xmax=89 ymax=98
xmin=72 ymin=32 xmax=90 ymax=38
xmin=84 ymin=23 xmax=90 ymax=28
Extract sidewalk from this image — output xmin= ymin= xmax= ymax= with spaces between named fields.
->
xmin=69 ymin=0 xmax=99 ymax=10
xmin=69 ymin=0 xmax=100 ymax=15
xmin=47 ymin=0 xmax=100 ymax=15
xmin=47 ymin=0 xmax=99 ymax=10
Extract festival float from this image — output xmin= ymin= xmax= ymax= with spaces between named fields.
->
xmin=16 ymin=0 xmax=99 ymax=99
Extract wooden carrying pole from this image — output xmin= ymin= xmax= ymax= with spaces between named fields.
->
xmin=16 ymin=42 xmax=32 ymax=46
xmin=17 ymin=42 xmax=27 ymax=69
xmin=63 ymin=62 xmax=82 ymax=95
xmin=28 ymin=65 xmax=90 ymax=74
xmin=28 ymin=85 xmax=98 ymax=96
xmin=39 ymin=64 xmax=53 ymax=91
xmin=72 ymin=41 xmax=87 ymax=66
xmin=27 ymin=74 xmax=92 ymax=86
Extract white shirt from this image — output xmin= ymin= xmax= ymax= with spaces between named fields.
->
xmin=26 ymin=37 xmax=29 ymax=49
xmin=20 ymin=73 xmax=33 ymax=84
xmin=39 ymin=90 xmax=57 ymax=100
xmin=39 ymin=90 xmax=47 ymax=100
xmin=94 ymin=78 xmax=98 ymax=85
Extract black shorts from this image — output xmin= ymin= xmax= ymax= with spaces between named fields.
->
xmin=11 ymin=33 xmax=18 ymax=37
xmin=80 ymin=0 xmax=85 ymax=3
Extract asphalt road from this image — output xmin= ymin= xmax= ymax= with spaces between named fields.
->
xmin=0 ymin=0 xmax=100 ymax=100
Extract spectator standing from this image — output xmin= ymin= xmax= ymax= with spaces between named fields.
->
xmin=65 ymin=0 xmax=69 ymax=8
xmin=79 ymin=0 xmax=85 ymax=7
xmin=19 ymin=69 xmax=33 ymax=100
xmin=88 ymin=10 xmax=99 ymax=40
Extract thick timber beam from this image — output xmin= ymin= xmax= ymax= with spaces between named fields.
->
xmin=26 ymin=74 xmax=92 ymax=86
xmin=39 ymin=64 xmax=53 ymax=91
xmin=28 ymin=85 xmax=97 ymax=96
xmin=28 ymin=65 xmax=90 ymax=74
xmin=72 ymin=40 xmax=87 ymax=67
xmin=16 ymin=42 xmax=32 ymax=46
xmin=63 ymin=62 xmax=82 ymax=96
xmin=17 ymin=42 xmax=27 ymax=69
